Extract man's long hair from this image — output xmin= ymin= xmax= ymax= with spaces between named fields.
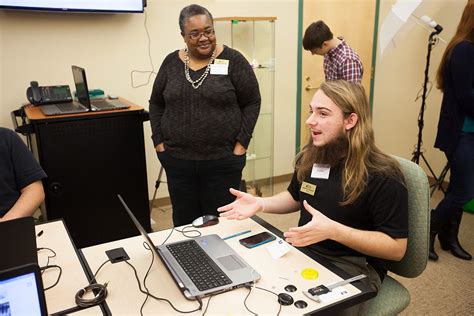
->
xmin=436 ymin=0 xmax=474 ymax=91
xmin=296 ymin=81 xmax=404 ymax=205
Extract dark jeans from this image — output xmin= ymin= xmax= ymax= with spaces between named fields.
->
xmin=157 ymin=151 xmax=246 ymax=226
xmin=432 ymin=132 xmax=474 ymax=226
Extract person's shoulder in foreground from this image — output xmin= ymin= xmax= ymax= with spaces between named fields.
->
xmin=0 ymin=127 xmax=46 ymax=221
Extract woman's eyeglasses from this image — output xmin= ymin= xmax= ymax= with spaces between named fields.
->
xmin=187 ymin=28 xmax=215 ymax=41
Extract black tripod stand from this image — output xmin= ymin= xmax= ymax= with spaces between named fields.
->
xmin=411 ymin=29 xmax=447 ymax=196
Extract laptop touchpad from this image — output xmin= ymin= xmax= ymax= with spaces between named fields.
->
xmin=217 ymin=255 xmax=245 ymax=271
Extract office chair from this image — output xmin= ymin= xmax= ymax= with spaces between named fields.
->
xmin=366 ymin=156 xmax=430 ymax=315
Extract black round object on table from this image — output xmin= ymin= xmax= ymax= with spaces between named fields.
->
xmin=277 ymin=293 xmax=294 ymax=306
xmin=294 ymin=300 xmax=308 ymax=309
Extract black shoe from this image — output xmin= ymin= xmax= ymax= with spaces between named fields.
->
xmin=445 ymin=208 xmax=472 ymax=260
xmin=429 ymin=209 xmax=439 ymax=260
xmin=429 ymin=231 xmax=439 ymax=260
xmin=450 ymin=240 xmax=472 ymax=260
xmin=438 ymin=224 xmax=450 ymax=251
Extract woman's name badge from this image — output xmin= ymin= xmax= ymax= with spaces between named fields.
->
xmin=214 ymin=59 xmax=229 ymax=65
xmin=311 ymin=164 xmax=330 ymax=179
xmin=211 ymin=59 xmax=229 ymax=75
xmin=301 ymin=182 xmax=317 ymax=196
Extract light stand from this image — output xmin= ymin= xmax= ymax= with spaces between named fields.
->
xmin=150 ymin=166 xmax=165 ymax=212
xmin=411 ymin=29 xmax=447 ymax=196
xmin=431 ymin=163 xmax=449 ymax=196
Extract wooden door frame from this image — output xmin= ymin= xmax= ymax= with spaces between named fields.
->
xmin=295 ymin=0 xmax=381 ymax=154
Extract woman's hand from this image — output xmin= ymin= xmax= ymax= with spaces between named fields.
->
xmin=218 ymin=188 xmax=264 ymax=220
xmin=155 ymin=143 xmax=165 ymax=152
xmin=233 ymin=142 xmax=246 ymax=155
xmin=283 ymin=200 xmax=336 ymax=247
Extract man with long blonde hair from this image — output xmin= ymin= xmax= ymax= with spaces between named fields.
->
xmin=219 ymin=80 xmax=408 ymax=314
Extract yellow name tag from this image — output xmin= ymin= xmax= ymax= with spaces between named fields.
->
xmin=300 ymin=182 xmax=317 ymax=196
xmin=214 ymin=58 xmax=229 ymax=65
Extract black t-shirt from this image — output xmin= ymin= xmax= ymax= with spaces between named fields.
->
xmin=0 ymin=128 xmax=47 ymax=217
xmin=287 ymin=163 xmax=408 ymax=279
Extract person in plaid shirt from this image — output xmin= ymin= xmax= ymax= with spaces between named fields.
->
xmin=303 ymin=20 xmax=363 ymax=83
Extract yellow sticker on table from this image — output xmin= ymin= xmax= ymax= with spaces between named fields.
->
xmin=301 ymin=268 xmax=319 ymax=280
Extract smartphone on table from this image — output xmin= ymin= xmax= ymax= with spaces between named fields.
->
xmin=239 ymin=231 xmax=276 ymax=248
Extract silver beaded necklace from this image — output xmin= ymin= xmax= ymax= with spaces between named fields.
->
xmin=184 ymin=47 xmax=217 ymax=89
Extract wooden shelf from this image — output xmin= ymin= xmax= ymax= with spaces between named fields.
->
xmin=215 ymin=16 xmax=276 ymax=22
xmin=24 ymin=97 xmax=143 ymax=121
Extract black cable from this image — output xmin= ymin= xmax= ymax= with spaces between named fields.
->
xmin=40 ymin=265 xmax=62 ymax=291
xmin=243 ymin=286 xmax=258 ymax=316
xmin=90 ymin=259 xmax=112 ymax=283
xmin=73 ymin=259 xmax=111 ymax=308
xmin=255 ymin=286 xmax=282 ymax=316
xmin=244 ymin=285 xmax=282 ymax=316
xmin=160 ymin=226 xmax=175 ymax=245
xmin=201 ymin=294 xmax=214 ymax=316
xmin=131 ymin=9 xmax=157 ymax=88
xmin=174 ymin=225 xmax=202 ymax=238
xmin=140 ymin=241 xmax=154 ymax=316
xmin=37 ymin=247 xmax=57 ymax=275
xmin=75 ymin=282 xmax=108 ymax=308
xmin=124 ymin=251 xmax=202 ymax=314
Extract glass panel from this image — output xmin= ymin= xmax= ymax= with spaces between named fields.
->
xmin=215 ymin=17 xmax=275 ymax=196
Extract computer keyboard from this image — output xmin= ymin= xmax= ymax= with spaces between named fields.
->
xmin=166 ymin=240 xmax=232 ymax=291
xmin=92 ymin=100 xmax=115 ymax=109
xmin=56 ymin=103 xmax=78 ymax=111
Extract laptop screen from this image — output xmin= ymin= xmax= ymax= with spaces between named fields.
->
xmin=72 ymin=65 xmax=91 ymax=109
xmin=0 ymin=217 xmax=37 ymax=271
xmin=0 ymin=264 xmax=47 ymax=315
xmin=117 ymin=194 xmax=160 ymax=258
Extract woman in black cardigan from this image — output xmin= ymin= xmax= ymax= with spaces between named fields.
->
xmin=430 ymin=1 xmax=474 ymax=261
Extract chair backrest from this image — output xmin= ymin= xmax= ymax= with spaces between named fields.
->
xmin=385 ymin=156 xmax=430 ymax=278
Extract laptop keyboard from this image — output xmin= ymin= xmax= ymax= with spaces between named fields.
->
xmin=166 ymin=240 xmax=232 ymax=291
xmin=56 ymin=103 xmax=79 ymax=111
xmin=92 ymin=100 xmax=115 ymax=109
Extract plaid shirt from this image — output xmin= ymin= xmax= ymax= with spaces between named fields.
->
xmin=323 ymin=37 xmax=363 ymax=83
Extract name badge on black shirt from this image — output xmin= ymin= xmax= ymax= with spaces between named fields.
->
xmin=211 ymin=59 xmax=229 ymax=75
xmin=311 ymin=164 xmax=330 ymax=179
xmin=301 ymin=182 xmax=317 ymax=196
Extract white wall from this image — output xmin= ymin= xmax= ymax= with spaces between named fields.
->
xmin=0 ymin=0 xmax=298 ymax=200
xmin=373 ymin=0 xmax=466 ymax=177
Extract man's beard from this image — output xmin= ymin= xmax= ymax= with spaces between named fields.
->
xmin=313 ymin=133 xmax=349 ymax=166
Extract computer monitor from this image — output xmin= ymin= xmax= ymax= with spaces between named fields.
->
xmin=0 ymin=263 xmax=48 ymax=316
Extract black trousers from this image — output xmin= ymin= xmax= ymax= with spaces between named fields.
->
xmin=157 ymin=151 xmax=246 ymax=226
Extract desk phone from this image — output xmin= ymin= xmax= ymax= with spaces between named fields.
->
xmin=27 ymin=81 xmax=73 ymax=105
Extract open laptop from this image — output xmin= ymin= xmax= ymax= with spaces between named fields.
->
xmin=117 ymin=194 xmax=260 ymax=300
xmin=39 ymin=85 xmax=89 ymax=116
xmin=0 ymin=263 xmax=48 ymax=316
xmin=72 ymin=65 xmax=129 ymax=112
xmin=40 ymin=65 xmax=129 ymax=116
xmin=0 ymin=217 xmax=38 ymax=271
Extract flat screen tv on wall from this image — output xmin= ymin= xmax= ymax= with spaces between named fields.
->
xmin=0 ymin=0 xmax=146 ymax=13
